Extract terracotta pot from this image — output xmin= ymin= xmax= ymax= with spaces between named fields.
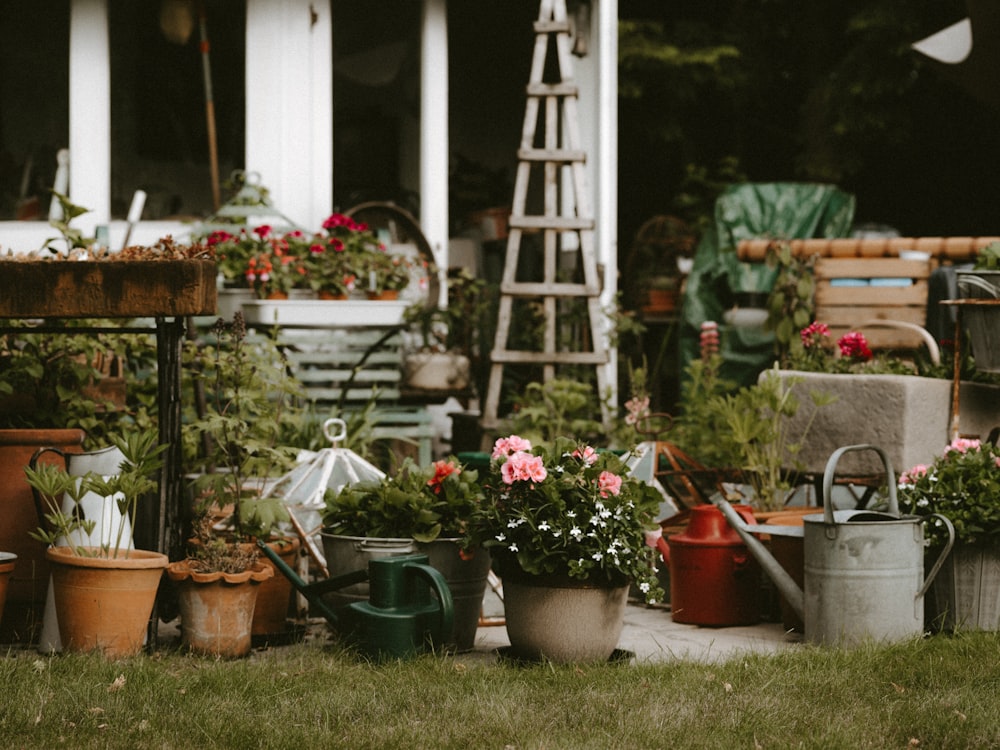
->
xmin=252 ymin=536 xmax=301 ymax=638
xmin=366 ymin=290 xmax=399 ymax=301
xmin=318 ymin=290 xmax=348 ymax=301
xmin=502 ymin=572 xmax=629 ymax=663
xmin=0 ymin=552 xmax=16 ymax=627
xmin=266 ymin=291 xmax=289 ymax=300
xmin=167 ymin=559 xmax=273 ymax=657
xmin=45 ymin=546 xmax=167 ymax=658
xmin=0 ymin=428 xmax=86 ymax=643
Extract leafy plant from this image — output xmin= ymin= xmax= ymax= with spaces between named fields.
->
xmin=973 ymin=241 xmax=1000 ymax=271
xmin=26 ymin=429 xmax=166 ymax=557
xmin=720 ymin=366 xmax=835 ymax=510
xmin=507 ymin=379 xmax=604 ymax=446
xmin=467 ymin=435 xmax=663 ymax=603
xmin=322 ymin=456 xmax=484 ymax=543
xmin=765 ymin=241 xmax=817 ymax=364
xmin=41 ymin=191 xmax=94 ymax=255
xmin=899 ymin=435 xmax=1000 ymax=547
xmin=184 ymin=313 xmax=305 ymax=557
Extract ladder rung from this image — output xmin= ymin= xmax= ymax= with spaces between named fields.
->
xmin=517 ymin=148 xmax=586 ymax=163
xmin=533 ymin=20 xmax=571 ymax=33
xmin=499 ymin=281 xmax=599 ymax=297
xmin=526 ymin=83 xmax=578 ymax=97
xmin=508 ymin=215 xmax=594 ymax=231
xmin=490 ymin=350 xmax=608 ymax=365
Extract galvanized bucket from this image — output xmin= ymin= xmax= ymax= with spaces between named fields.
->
xmin=803 ymin=444 xmax=955 ymax=645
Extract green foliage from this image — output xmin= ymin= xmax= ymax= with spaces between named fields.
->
xmin=899 ymin=437 xmax=1000 ymax=547
xmin=184 ymin=314 xmax=305 ymax=543
xmin=0 ymin=323 xmax=158 ymax=450
xmin=323 ymin=456 xmax=484 ymax=543
xmin=469 ymin=435 xmax=663 ymax=602
xmin=720 ymin=367 xmax=835 ymax=510
xmin=41 ymin=191 xmax=93 ymax=255
xmin=670 ymin=354 xmax=742 ymax=468
xmin=26 ymin=429 xmax=166 ymax=557
xmin=765 ymin=242 xmax=817 ymax=364
xmin=508 ymin=379 xmax=604 ymax=446
xmin=974 ymin=241 xmax=1000 ymax=271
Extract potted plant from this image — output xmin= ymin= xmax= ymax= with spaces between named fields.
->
xmin=402 ymin=269 xmax=489 ymax=393
xmin=957 ymin=241 xmax=1000 ymax=373
xmin=24 ymin=429 xmax=168 ymax=658
xmin=361 ymin=246 xmax=415 ymax=300
xmin=467 ymin=435 xmax=663 ymax=663
xmin=899 ymin=435 xmax=1000 ymax=631
xmin=321 ymin=455 xmax=488 ymax=652
xmin=169 ymin=313 xmax=306 ymax=656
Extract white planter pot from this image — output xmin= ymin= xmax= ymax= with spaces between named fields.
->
xmin=403 ymin=352 xmax=470 ymax=391
xmin=503 ymin=576 xmax=629 ymax=663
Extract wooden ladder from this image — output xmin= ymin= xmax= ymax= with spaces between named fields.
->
xmin=481 ymin=0 xmax=608 ymax=430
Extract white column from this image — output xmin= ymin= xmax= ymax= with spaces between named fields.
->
xmin=69 ymin=0 xmax=111 ymax=231
xmin=245 ymin=0 xmax=332 ymax=230
xmin=421 ymin=0 xmax=449 ymax=303
xmin=596 ymin=0 xmax=618 ymax=401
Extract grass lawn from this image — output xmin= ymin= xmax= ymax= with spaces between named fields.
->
xmin=2 ymin=628 xmax=999 ymax=749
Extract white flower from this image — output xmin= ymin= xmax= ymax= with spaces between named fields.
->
xmin=592 ymin=552 xmax=603 ymax=561
xmin=639 ymin=582 xmax=650 ymax=593
xmin=495 ymin=533 xmax=506 ymax=542
xmin=509 ymin=543 xmax=519 ymax=553
xmin=570 ymin=526 xmax=582 ymax=539
xmin=566 ymin=510 xmax=576 ymax=518
xmin=538 ymin=521 xmax=550 ymax=531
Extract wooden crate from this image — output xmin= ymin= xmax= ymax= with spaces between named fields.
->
xmin=814 ymin=257 xmax=933 ymax=349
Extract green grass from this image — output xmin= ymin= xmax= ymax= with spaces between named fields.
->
xmin=2 ymin=631 xmax=1000 ymax=749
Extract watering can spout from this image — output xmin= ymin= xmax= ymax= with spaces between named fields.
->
xmin=715 ymin=500 xmax=805 ymax=622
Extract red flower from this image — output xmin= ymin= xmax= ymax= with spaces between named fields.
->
xmin=837 ymin=331 xmax=873 ymax=362
xmin=253 ymin=224 xmax=272 ymax=239
xmin=426 ymin=459 xmax=460 ymax=494
xmin=800 ymin=321 xmax=830 ymax=349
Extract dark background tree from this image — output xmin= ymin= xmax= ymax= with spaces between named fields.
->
xmin=618 ymin=0 xmax=1000 ymax=256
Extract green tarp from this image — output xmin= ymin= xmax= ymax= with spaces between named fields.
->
xmin=679 ymin=182 xmax=856 ymax=388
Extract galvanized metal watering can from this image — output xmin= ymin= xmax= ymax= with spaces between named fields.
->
xmin=258 ymin=540 xmax=454 ymax=660
xmin=718 ymin=444 xmax=955 ymax=646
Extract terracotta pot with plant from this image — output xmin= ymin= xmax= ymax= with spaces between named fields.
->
xmin=467 ymin=435 xmax=663 ymax=663
xmin=321 ymin=455 xmax=488 ymax=652
xmin=169 ymin=313 xmax=308 ymax=656
xmin=25 ymin=429 xmax=168 ymax=658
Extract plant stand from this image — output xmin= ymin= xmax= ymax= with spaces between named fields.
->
xmin=0 ymin=259 xmax=217 ymax=648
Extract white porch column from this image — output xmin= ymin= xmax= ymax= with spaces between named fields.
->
xmin=69 ymin=0 xmax=111 ymax=231
xmin=596 ymin=0 xmax=618 ymax=401
xmin=245 ymin=0 xmax=332 ymax=229
xmin=421 ymin=0 xmax=449 ymax=301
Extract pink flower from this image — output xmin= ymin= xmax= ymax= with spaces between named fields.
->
xmin=624 ymin=396 xmax=650 ymax=426
xmin=597 ymin=471 xmax=622 ymax=497
xmin=946 ymin=438 xmax=981 ymax=455
xmin=491 ymin=435 xmax=532 ymax=460
xmin=699 ymin=321 xmax=719 ymax=359
xmin=837 ymin=331 xmax=873 ymax=362
xmin=206 ymin=230 xmax=234 ymax=246
xmin=572 ymin=446 xmax=598 ymax=465
xmin=253 ymin=224 xmax=272 ymax=239
xmin=899 ymin=464 xmax=927 ymax=485
xmin=500 ymin=451 xmax=547 ymax=485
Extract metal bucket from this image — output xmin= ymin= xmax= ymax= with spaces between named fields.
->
xmin=803 ymin=444 xmax=955 ymax=645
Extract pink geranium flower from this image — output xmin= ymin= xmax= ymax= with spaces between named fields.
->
xmin=597 ymin=471 xmax=622 ymax=497
xmin=491 ymin=435 xmax=532 ymax=460
xmin=572 ymin=446 xmax=598 ymax=465
xmin=500 ymin=451 xmax=547 ymax=485
xmin=837 ymin=331 xmax=873 ymax=362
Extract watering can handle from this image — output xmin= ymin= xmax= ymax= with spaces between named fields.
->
xmin=405 ymin=562 xmax=454 ymax=648
xmin=822 ymin=444 xmax=898 ymax=522
xmin=323 ymin=418 xmax=347 ymax=445
xmin=917 ymin=513 xmax=956 ymax=600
